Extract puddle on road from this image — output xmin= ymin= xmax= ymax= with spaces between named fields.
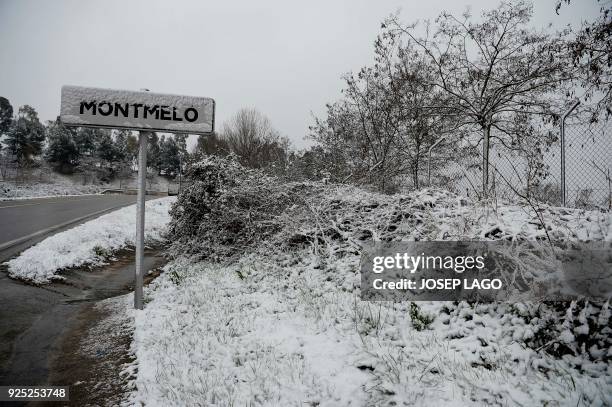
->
xmin=59 ymin=249 xmax=164 ymax=303
xmin=0 ymin=249 xmax=166 ymax=389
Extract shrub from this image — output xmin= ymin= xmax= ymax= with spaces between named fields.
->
xmin=93 ymin=244 xmax=111 ymax=259
xmin=167 ymin=155 xmax=319 ymax=260
xmin=409 ymin=302 xmax=434 ymax=331
xmin=167 ymin=155 xmax=243 ymax=245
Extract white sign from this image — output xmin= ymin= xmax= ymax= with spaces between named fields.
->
xmin=60 ymin=85 xmax=215 ymax=135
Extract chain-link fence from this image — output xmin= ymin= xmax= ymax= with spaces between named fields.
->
xmin=559 ymin=120 xmax=611 ymax=208
xmin=428 ymin=116 xmax=612 ymax=210
xmin=167 ymin=178 xmax=193 ymax=195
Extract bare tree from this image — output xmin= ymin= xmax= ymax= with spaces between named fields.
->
xmin=371 ymin=33 xmax=459 ymax=188
xmin=556 ymin=0 xmax=612 ymax=120
xmin=310 ymin=48 xmax=426 ymax=193
xmin=221 ymin=108 xmax=288 ymax=170
xmin=343 ymin=69 xmax=407 ymax=191
xmin=310 ymin=36 xmax=454 ymax=191
xmin=385 ymin=0 xmax=569 ymax=196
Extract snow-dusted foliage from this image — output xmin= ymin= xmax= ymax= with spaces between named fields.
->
xmin=167 ymin=155 xmax=323 ymax=260
xmin=132 ymin=160 xmax=611 ymax=405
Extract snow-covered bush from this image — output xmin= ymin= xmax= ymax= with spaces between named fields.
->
xmin=438 ymin=300 xmax=611 ymax=370
xmin=135 ymin=175 xmax=612 ymax=405
xmin=274 ymin=186 xmax=611 ymax=368
xmin=167 ymin=155 xmax=323 ymax=260
xmin=167 ymin=162 xmax=611 ymax=370
xmin=167 ymin=155 xmax=243 ymax=246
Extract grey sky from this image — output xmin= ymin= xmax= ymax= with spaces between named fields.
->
xmin=0 ymin=0 xmax=601 ymax=149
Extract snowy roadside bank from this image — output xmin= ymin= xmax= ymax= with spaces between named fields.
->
xmin=128 ymin=258 xmax=371 ymax=406
xmin=4 ymin=197 xmax=175 ymax=284
xmin=0 ymin=181 xmax=105 ymax=200
xmin=129 ymin=252 xmax=611 ymax=406
xmin=0 ymin=193 xmax=102 ymax=202
xmin=125 ymin=183 xmax=611 ymax=406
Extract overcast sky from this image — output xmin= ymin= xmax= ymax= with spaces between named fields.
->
xmin=0 ymin=0 xmax=601 ymax=149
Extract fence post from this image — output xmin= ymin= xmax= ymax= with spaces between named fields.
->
xmin=560 ymin=100 xmax=580 ymax=207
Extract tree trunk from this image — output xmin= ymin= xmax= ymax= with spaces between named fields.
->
xmin=482 ymin=124 xmax=491 ymax=198
xmin=380 ymin=161 xmax=386 ymax=192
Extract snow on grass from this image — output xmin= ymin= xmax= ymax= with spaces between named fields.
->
xmin=125 ymin=187 xmax=611 ymax=406
xmin=5 ymin=197 xmax=175 ymax=284
xmin=129 ymin=253 xmax=610 ymax=406
xmin=129 ymin=257 xmax=371 ymax=406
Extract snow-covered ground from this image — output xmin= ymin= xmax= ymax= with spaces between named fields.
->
xmin=124 ymin=187 xmax=611 ymax=406
xmin=0 ymin=180 xmax=104 ymax=200
xmin=5 ymin=197 xmax=175 ymax=283
xmin=0 ymin=168 xmax=173 ymax=200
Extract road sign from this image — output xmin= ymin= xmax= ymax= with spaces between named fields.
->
xmin=60 ymin=85 xmax=215 ymax=309
xmin=60 ymin=85 xmax=215 ymax=135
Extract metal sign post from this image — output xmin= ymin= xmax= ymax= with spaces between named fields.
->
xmin=134 ymin=130 xmax=149 ymax=310
xmin=59 ymin=85 xmax=215 ymax=309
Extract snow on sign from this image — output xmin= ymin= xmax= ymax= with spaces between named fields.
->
xmin=60 ymin=85 xmax=215 ymax=135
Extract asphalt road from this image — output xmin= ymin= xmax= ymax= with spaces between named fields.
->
xmin=0 ymin=193 xmax=164 ymax=392
xmin=0 ymin=194 xmax=152 ymax=261
xmin=0 ymin=248 xmax=165 ymax=390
